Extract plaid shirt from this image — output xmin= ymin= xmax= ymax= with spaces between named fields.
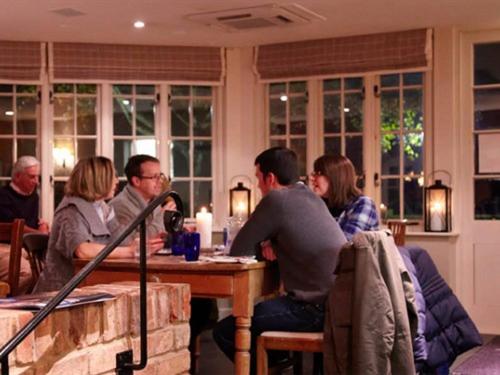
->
xmin=337 ymin=195 xmax=379 ymax=241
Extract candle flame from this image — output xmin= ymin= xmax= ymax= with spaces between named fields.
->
xmin=200 ymin=207 xmax=207 ymax=214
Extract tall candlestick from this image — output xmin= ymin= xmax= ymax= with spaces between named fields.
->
xmin=196 ymin=207 xmax=212 ymax=249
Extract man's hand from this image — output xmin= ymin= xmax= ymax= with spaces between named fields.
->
xmin=38 ymin=219 xmax=50 ymax=234
xmin=260 ymin=240 xmax=277 ymax=261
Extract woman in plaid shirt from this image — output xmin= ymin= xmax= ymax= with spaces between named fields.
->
xmin=310 ymin=155 xmax=379 ymax=240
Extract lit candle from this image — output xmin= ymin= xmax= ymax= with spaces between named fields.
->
xmin=196 ymin=207 xmax=212 ymax=249
xmin=235 ymin=201 xmax=247 ymax=219
xmin=430 ymin=202 xmax=444 ymax=231
xmin=380 ymin=203 xmax=387 ymax=222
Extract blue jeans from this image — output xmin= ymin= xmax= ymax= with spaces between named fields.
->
xmin=212 ymin=295 xmax=325 ymax=369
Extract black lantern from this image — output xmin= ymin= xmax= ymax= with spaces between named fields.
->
xmin=424 ymin=179 xmax=452 ymax=232
xmin=229 ymin=182 xmax=251 ymax=220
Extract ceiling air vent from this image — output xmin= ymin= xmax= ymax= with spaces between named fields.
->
xmin=51 ymin=8 xmax=86 ymax=17
xmin=186 ymin=3 xmax=325 ymax=31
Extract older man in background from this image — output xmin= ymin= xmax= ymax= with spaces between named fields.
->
xmin=0 ymin=156 xmax=49 ymax=293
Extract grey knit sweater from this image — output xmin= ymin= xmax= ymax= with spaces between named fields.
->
xmin=230 ymin=183 xmax=347 ymax=304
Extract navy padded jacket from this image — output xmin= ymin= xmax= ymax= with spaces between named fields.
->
xmin=402 ymin=246 xmax=482 ymax=372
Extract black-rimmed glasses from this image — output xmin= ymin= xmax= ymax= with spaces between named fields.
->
xmin=139 ymin=172 xmax=166 ymax=181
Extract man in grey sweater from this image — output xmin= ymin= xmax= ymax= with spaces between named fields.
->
xmin=213 ymin=147 xmax=346 ymax=367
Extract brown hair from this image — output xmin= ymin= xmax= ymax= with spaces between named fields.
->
xmin=64 ymin=156 xmax=115 ymax=201
xmin=313 ymin=155 xmax=361 ymax=208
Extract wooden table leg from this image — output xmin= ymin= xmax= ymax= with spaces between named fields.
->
xmin=234 ymin=316 xmax=252 ymax=375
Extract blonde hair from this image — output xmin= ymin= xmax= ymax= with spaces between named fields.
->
xmin=64 ymin=156 xmax=115 ymax=201
xmin=313 ymin=155 xmax=361 ymax=208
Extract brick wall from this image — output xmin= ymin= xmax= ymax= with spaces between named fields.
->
xmin=0 ymin=282 xmax=191 ymax=375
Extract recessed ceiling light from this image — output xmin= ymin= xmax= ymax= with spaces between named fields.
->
xmin=5 ymin=110 xmax=14 ymax=116
xmin=134 ymin=20 xmax=145 ymax=29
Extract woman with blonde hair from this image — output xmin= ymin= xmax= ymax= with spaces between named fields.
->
xmin=310 ymin=154 xmax=378 ymax=240
xmin=34 ymin=156 xmax=139 ymax=292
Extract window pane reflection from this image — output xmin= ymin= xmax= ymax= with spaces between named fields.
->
xmin=194 ymin=141 xmax=211 ymax=177
xmin=0 ymin=97 xmax=13 ymax=135
xmin=17 ymin=139 xmax=36 ymax=158
xmin=403 ymin=90 xmax=423 ymax=131
xmin=77 ymin=139 xmax=96 ymax=160
xmin=54 ymin=181 xmax=66 ymax=210
xmin=135 ymin=139 xmax=156 ymax=157
xmin=381 ymin=135 xmax=400 ymax=175
xmin=113 ymin=98 xmax=132 ymax=136
xmin=17 ymin=96 xmax=37 ymax=134
xmin=77 ymin=97 xmax=96 ymax=135
xmin=345 ymin=93 xmax=363 ymax=132
xmin=290 ymin=96 xmax=306 ymax=135
xmin=171 ymin=181 xmax=190 ymax=217
xmin=270 ymin=98 xmax=286 ymax=135
xmin=404 ymin=178 xmax=423 ymax=219
xmin=171 ymin=99 xmax=189 ymax=136
xmin=474 ymin=42 xmax=500 ymax=85
xmin=324 ymin=94 xmax=340 ymax=133
xmin=193 ymin=99 xmax=212 ymax=137
xmin=194 ymin=181 xmax=212 ymax=214
xmin=324 ymin=136 xmax=341 ymax=156
xmin=381 ymin=91 xmax=399 ymax=132
xmin=0 ymin=139 xmax=13 ymax=176
xmin=270 ymin=139 xmax=286 ymax=148
xmin=136 ymin=99 xmax=155 ymax=136
xmin=474 ymin=88 xmax=500 ymax=130
xmin=54 ymin=98 xmax=74 ymax=135
xmin=404 ymin=133 xmax=424 ymax=174
xmin=114 ymin=140 xmax=132 ymax=177
xmin=346 ymin=136 xmax=363 ymax=175
xmin=171 ymin=141 xmax=189 ymax=177
xmin=382 ymin=179 xmax=400 ymax=219
xmin=290 ymin=138 xmax=306 ymax=176
xmin=53 ymin=138 xmax=75 ymax=177
xmin=475 ymin=178 xmax=500 ymax=219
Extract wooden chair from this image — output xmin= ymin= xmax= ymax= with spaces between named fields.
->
xmin=257 ymin=331 xmax=323 ymax=375
xmin=387 ymin=220 xmax=407 ymax=246
xmin=0 ymin=219 xmax=25 ymax=296
xmin=23 ymin=233 xmax=49 ymax=285
xmin=0 ymin=281 xmax=9 ymax=297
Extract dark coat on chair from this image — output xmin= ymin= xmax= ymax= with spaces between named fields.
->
xmin=402 ymin=246 xmax=482 ymax=372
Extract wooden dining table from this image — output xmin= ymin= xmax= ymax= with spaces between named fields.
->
xmin=74 ymin=255 xmax=279 ymax=375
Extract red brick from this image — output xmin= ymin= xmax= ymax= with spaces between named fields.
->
xmin=34 ymin=312 xmax=54 ymax=360
xmin=13 ymin=310 xmax=36 ymax=365
xmin=84 ymin=304 xmax=101 ymax=345
xmin=173 ymin=324 xmax=190 ymax=350
xmin=88 ymin=339 xmax=129 ymax=374
xmin=47 ymin=349 xmax=90 ymax=375
xmin=161 ymin=349 xmax=191 ymax=375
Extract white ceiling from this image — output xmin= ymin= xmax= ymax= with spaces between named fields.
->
xmin=1 ymin=0 xmax=500 ymax=47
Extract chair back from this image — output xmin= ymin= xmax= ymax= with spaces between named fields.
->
xmin=387 ymin=220 xmax=407 ymax=246
xmin=23 ymin=233 xmax=49 ymax=283
xmin=0 ymin=219 xmax=25 ymax=296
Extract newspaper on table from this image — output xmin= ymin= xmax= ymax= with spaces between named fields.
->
xmin=0 ymin=290 xmax=115 ymax=311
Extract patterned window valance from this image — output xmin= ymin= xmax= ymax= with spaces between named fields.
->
xmin=0 ymin=41 xmax=44 ymax=81
xmin=50 ymin=42 xmax=224 ymax=84
xmin=255 ymin=29 xmax=432 ymax=81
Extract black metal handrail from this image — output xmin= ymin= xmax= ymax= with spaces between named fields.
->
xmin=0 ymin=190 xmax=177 ymax=375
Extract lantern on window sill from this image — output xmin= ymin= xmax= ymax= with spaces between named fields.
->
xmin=424 ymin=179 xmax=452 ymax=232
xmin=229 ymin=181 xmax=251 ymax=220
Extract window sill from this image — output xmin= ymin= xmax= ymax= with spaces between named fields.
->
xmin=405 ymin=231 xmax=459 ymax=237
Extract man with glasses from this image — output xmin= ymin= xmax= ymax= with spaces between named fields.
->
xmin=0 ymin=156 xmax=49 ymax=293
xmin=109 ymin=154 xmax=168 ymax=251
xmin=110 ymin=154 xmax=215 ymax=372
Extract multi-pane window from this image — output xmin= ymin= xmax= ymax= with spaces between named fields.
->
xmin=379 ymin=72 xmax=425 ymax=220
xmin=323 ymin=77 xmax=364 ymax=176
xmin=112 ymin=85 xmax=157 ymax=178
xmin=0 ymin=84 xmax=39 ymax=186
xmin=268 ymin=81 xmax=308 ymax=176
xmin=169 ymin=85 xmax=213 ymax=218
xmin=473 ymin=42 xmax=500 ymax=220
xmin=52 ymin=84 xmax=98 ymax=207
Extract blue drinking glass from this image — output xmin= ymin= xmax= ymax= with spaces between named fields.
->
xmin=184 ymin=232 xmax=201 ymax=261
xmin=171 ymin=232 xmax=186 ymax=256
